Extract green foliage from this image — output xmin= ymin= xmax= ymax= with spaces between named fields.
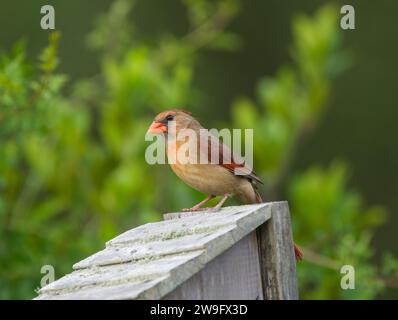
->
xmin=231 ymin=5 xmax=397 ymax=299
xmin=233 ymin=5 xmax=343 ymax=184
xmin=0 ymin=0 xmax=241 ymax=299
xmin=290 ymin=163 xmax=386 ymax=299
xmin=0 ymin=1 xmax=396 ymax=299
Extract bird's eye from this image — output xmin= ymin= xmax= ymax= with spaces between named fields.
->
xmin=165 ymin=115 xmax=174 ymax=121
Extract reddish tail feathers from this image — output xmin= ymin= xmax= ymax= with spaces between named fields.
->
xmin=294 ymin=243 xmax=303 ymax=261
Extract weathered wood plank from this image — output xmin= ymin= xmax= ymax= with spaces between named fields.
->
xmin=38 ymin=251 xmax=203 ymax=297
xmin=36 ymin=204 xmax=272 ymax=300
xmin=73 ymin=226 xmax=235 ymax=269
xmin=164 ymin=232 xmax=263 ymax=300
xmin=256 ymin=201 xmax=299 ymax=300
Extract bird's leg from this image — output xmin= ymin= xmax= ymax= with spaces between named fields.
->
xmin=182 ymin=195 xmax=215 ymax=212
xmin=207 ymin=194 xmax=231 ymax=212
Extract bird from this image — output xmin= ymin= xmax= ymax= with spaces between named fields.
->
xmin=147 ymin=109 xmax=303 ymax=261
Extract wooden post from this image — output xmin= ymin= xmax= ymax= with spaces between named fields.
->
xmin=36 ymin=203 xmax=299 ymax=300
xmin=256 ymin=201 xmax=299 ymax=299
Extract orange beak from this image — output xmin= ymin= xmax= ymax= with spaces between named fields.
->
xmin=147 ymin=121 xmax=167 ymax=134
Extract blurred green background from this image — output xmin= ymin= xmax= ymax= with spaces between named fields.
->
xmin=0 ymin=0 xmax=397 ymax=299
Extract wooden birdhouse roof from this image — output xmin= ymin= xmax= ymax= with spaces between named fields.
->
xmin=36 ymin=202 xmax=298 ymax=300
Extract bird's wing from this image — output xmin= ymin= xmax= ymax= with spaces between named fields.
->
xmin=200 ymin=132 xmax=263 ymax=184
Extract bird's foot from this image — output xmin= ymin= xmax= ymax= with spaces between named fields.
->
xmin=181 ymin=194 xmax=229 ymax=213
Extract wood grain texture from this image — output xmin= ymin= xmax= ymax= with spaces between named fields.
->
xmin=36 ymin=204 xmax=271 ymax=300
xmin=256 ymin=201 xmax=299 ymax=300
xmin=35 ymin=202 xmax=299 ymax=300
xmin=164 ymin=232 xmax=263 ymax=300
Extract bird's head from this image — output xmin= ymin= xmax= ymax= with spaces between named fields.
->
xmin=147 ymin=109 xmax=195 ymax=135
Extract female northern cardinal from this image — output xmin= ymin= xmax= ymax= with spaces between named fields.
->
xmin=147 ymin=109 xmax=303 ymax=261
